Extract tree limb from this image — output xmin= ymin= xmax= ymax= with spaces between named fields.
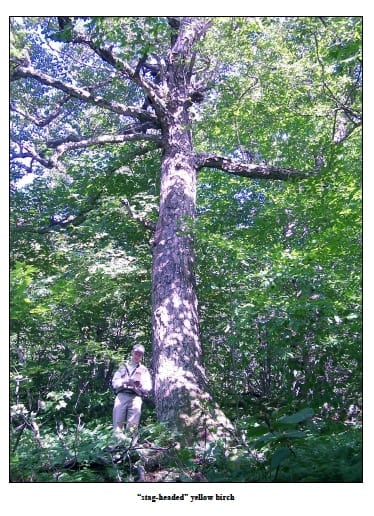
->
xmin=13 ymin=192 xmax=103 ymax=234
xmin=313 ymin=32 xmax=362 ymax=129
xmin=10 ymin=95 xmax=71 ymax=127
xmin=195 ymin=153 xmax=313 ymax=180
xmin=47 ymin=129 xmax=161 ymax=149
xmin=170 ymin=17 xmax=212 ymax=61
xmin=12 ymin=132 xmax=162 ymax=171
xmin=11 ymin=64 xmax=158 ymax=124
xmin=121 ymin=198 xmax=156 ymax=232
xmin=19 ymin=142 xmax=52 ymax=169
xmin=49 ymin=132 xmax=162 ymax=165
xmin=64 ymin=28 xmax=165 ymax=111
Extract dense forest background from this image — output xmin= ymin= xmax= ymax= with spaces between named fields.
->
xmin=10 ymin=16 xmax=362 ymax=483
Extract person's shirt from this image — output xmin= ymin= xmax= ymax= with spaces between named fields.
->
xmin=112 ymin=360 xmax=152 ymax=395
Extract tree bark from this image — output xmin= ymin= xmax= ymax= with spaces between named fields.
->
xmin=151 ymin=86 xmax=233 ymax=443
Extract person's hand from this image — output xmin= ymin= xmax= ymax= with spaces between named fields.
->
xmin=133 ymin=381 xmax=142 ymax=394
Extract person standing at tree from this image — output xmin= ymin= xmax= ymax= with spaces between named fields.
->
xmin=112 ymin=344 xmax=152 ymax=438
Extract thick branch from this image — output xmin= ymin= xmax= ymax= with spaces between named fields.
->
xmin=48 ymin=130 xmax=161 ymax=149
xmin=13 ymin=132 xmax=162 ymax=171
xmin=66 ymin=30 xmax=165 ymax=111
xmin=19 ymin=142 xmax=52 ymax=169
xmin=11 ymin=64 xmax=157 ymax=124
xmin=170 ymin=17 xmax=212 ymax=62
xmin=50 ymin=132 xmax=161 ymax=163
xmin=195 ymin=153 xmax=312 ymax=180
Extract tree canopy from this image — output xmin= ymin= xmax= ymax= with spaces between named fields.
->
xmin=10 ymin=16 xmax=362 ymax=483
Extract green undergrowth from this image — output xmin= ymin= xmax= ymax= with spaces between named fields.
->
xmin=10 ymin=407 xmax=362 ymax=482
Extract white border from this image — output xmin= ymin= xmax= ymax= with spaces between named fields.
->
xmin=3 ymin=4 xmax=369 ymax=515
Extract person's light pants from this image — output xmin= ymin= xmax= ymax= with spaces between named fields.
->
xmin=113 ymin=392 xmax=143 ymax=435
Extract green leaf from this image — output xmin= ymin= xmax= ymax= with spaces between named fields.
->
xmin=281 ymin=430 xmax=306 ymax=439
xmin=279 ymin=408 xmax=314 ymax=425
xmin=271 ymin=447 xmax=292 ymax=469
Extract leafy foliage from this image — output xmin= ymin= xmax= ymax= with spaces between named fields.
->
xmin=10 ymin=16 xmax=361 ymax=482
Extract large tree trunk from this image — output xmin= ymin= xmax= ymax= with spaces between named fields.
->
xmin=151 ymin=99 xmax=233 ymax=444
